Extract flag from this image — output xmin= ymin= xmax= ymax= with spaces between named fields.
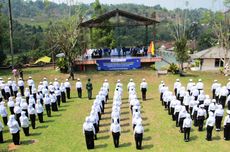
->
xmin=147 ymin=41 xmax=155 ymax=56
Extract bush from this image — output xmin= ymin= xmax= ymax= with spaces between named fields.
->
xmin=160 ymin=66 xmax=169 ymax=71
xmin=56 ymin=57 xmax=68 ymax=73
xmin=150 ymin=64 xmax=156 ymax=70
xmin=168 ymin=63 xmax=179 ymax=74
xmin=0 ymin=50 xmax=7 ymax=66
xmin=194 ymin=60 xmax=200 ymax=67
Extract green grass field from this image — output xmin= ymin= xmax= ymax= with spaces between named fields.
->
xmin=0 ymin=68 xmax=229 ymax=152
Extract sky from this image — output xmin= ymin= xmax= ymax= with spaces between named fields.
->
xmin=48 ymin=0 xmax=227 ymax=11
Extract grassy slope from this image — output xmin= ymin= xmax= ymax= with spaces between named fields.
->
xmin=0 ymin=68 xmax=229 ymax=152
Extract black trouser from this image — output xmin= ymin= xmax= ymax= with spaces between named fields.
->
xmin=84 ymin=131 xmax=94 ymax=149
xmin=45 ymin=104 xmax=51 ymax=117
xmin=52 ymin=102 xmax=58 ymax=111
xmin=0 ymin=131 xmax=3 ymax=143
xmin=204 ymin=106 xmax=209 ymax=118
xmin=228 ymin=102 xmax=230 ymax=110
xmin=193 ymin=111 xmax=198 ymax=126
xmin=215 ymin=116 xmax=223 ymax=130
xmin=167 ymin=102 xmax=171 ymax=115
xmin=77 ymin=88 xmax=82 ymax=98
xmin=160 ymin=93 xmax=163 ymax=105
xmin=164 ymin=101 xmax=167 ymax=109
xmin=66 ymin=88 xmax=70 ymax=99
xmin=141 ymin=88 xmax=147 ymax=101
xmin=2 ymin=117 xmax=7 ymax=126
xmin=224 ymin=123 xmax=230 ymax=140
xmin=179 ymin=117 xmax=186 ymax=132
xmin=174 ymin=89 xmax=177 ymax=96
xmin=189 ymin=107 xmax=193 ymax=115
xmin=61 ymin=92 xmax=66 ymax=103
xmin=5 ymin=92 xmax=10 ymax=100
xmin=135 ymin=133 xmax=143 ymax=150
xmin=9 ymin=86 xmax=13 ymax=96
xmin=212 ymin=89 xmax=216 ymax=99
xmin=19 ymin=86 xmax=24 ymax=96
xmin=37 ymin=112 xmax=44 ymax=123
xmin=12 ymin=131 xmax=20 ymax=145
xmin=57 ymin=95 xmax=61 ymax=106
xmin=171 ymin=108 xmax=175 ymax=120
xmin=26 ymin=97 xmax=29 ymax=104
xmin=9 ymin=107 xmax=14 ymax=115
xmin=30 ymin=114 xmax=36 ymax=129
xmin=197 ymin=116 xmax=205 ymax=131
xmin=87 ymin=90 xmax=92 ymax=100
xmin=1 ymin=89 xmax=6 ymax=100
xmin=179 ymin=97 xmax=184 ymax=105
xmin=101 ymin=100 xmax=105 ymax=114
xmin=13 ymin=91 xmax=18 ymax=98
xmin=219 ymin=96 xmax=227 ymax=109
xmin=112 ymin=132 xmax=120 ymax=148
xmin=15 ymin=113 xmax=21 ymax=127
xmin=175 ymin=112 xmax=179 ymax=127
xmin=206 ymin=125 xmax=213 ymax=141
xmin=194 ymin=96 xmax=198 ymax=101
xmin=33 ymin=93 xmax=37 ymax=101
xmin=29 ymin=86 xmax=32 ymax=94
xmin=0 ymin=97 xmax=2 ymax=102
xmin=184 ymin=127 xmax=190 ymax=141
xmin=215 ymin=96 xmax=219 ymax=104
xmin=22 ymin=127 xmax=30 ymax=136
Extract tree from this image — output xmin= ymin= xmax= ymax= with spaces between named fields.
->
xmin=224 ymin=0 xmax=230 ymax=8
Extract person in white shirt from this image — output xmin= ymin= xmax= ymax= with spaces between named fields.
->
xmin=103 ymin=79 xmax=109 ymax=100
xmin=21 ymin=99 xmax=28 ymax=117
xmin=14 ymin=102 xmax=21 ymax=126
xmin=60 ymin=83 xmax=66 ymax=103
xmin=25 ymin=88 xmax=30 ymax=104
xmin=64 ymin=79 xmax=71 ymax=99
xmin=170 ymin=96 xmax=180 ymax=121
xmin=214 ymin=104 xmax=224 ymax=131
xmin=178 ymin=106 xmax=188 ymax=133
xmin=53 ymin=78 xmax=60 ymax=90
xmin=127 ymin=79 xmax=135 ymax=91
xmin=183 ymin=114 xmax=192 ymax=142
xmin=27 ymin=76 xmax=34 ymax=94
xmin=12 ymin=81 xmax=18 ymax=98
xmin=191 ymin=85 xmax=199 ymax=101
xmin=174 ymin=79 xmax=181 ymax=98
xmin=0 ymin=121 xmax=4 ymax=143
xmin=7 ymin=115 xmax=20 ymax=145
xmin=196 ymin=79 xmax=204 ymax=93
xmin=219 ymin=86 xmax=228 ymax=108
xmin=197 ymin=104 xmax=206 ymax=131
xmin=4 ymin=84 xmax=11 ymax=100
xmin=18 ymin=78 xmax=24 ymax=96
xmin=209 ymin=99 xmax=217 ymax=113
xmin=19 ymin=111 xmax=30 ymax=136
xmin=7 ymin=97 xmax=15 ymax=114
xmin=7 ymin=77 xmax=13 ymax=96
xmin=83 ymin=116 xmax=95 ymax=149
xmin=110 ymin=119 xmax=121 ymax=148
xmin=28 ymin=104 xmax=36 ymax=129
xmin=134 ymin=121 xmax=144 ymax=150
xmin=43 ymin=77 xmax=48 ymax=89
xmin=0 ymin=81 xmax=6 ymax=100
xmin=0 ymin=102 xmax=8 ymax=125
xmin=160 ymin=84 xmax=167 ymax=106
xmin=224 ymin=110 xmax=230 ymax=140
xmin=36 ymin=100 xmax=44 ymax=123
xmin=76 ymin=78 xmax=82 ymax=98
xmin=50 ymin=94 xmax=58 ymax=112
xmin=197 ymin=90 xmax=205 ymax=105
xmin=140 ymin=79 xmax=148 ymax=101
xmin=205 ymin=112 xmax=215 ymax=141
xmin=174 ymin=102 xmax=182 ymax=127
xmin=215 ymin=84 xmax=221 ymax=103
xmin=211 ymin=80 xmax=218 ymax=99
xmin=187 ymin=79 xmax=194 ymax=95
xmin=55 ymin=88 xmax=61 ymax=106
xmin=44 ymin=94 xmax=51 ymax=117
xmin=183 ymin=92 xmax=190 ymax=112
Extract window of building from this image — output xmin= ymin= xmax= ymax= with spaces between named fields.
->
xmin=215 ymin=59 xmax=224 ymax=67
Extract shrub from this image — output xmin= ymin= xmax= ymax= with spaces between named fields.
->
xmin=150 ymin=64 xmax=156 ymax=70
xmin=168 ymin=63 xmax=179 ymax=74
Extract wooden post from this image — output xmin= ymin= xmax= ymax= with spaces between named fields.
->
xmin=8 ymin=0 xmax=14 ymax=68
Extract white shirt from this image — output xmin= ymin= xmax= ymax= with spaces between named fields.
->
xmin=174 ymin=82 xmax=181 ymax=90
xmin=64 ymin=82 xmax=71 ymax=88
xmin=76 ymin=81 xmax=82 ymax=89
xmin=208 ymin=103 xmax=217 ymax=112
xmin=187 ymin=82 xmax=195 ymax=91
xmin=7 ymin=119 xmax=20 ymax=133
xmin=224 ymin=115 xmax=230 ymax=125
xmin=7 ymin=100 xmax=15 ymax=108
xmin=36 ymin=103 xmax=44 ymax=113
xmin=83 ymin=122 xmax=95 ymax=134
xmin=27 ymin=79 xmax=34 ymax=86
xmin=20 ymin=115 xmax=29 ymax=128
xmin=196 ymin=82 xmax=204 ymax=90
xmin=0 ymin=105 xmax=7 ymax=117
xmin=134 ymin=125 xmax=144 ymax=134
xmin=183 ymin=117 xmax=192 ymax=128
xmin=18 ymin=80 xmax=24 ymax=87
xmin=214 ymin=108 xmax=224 ymax=117
xmin=198 ymin=94 xmax=205 ymax=101
xmin=206 ymin=116 xmax=215 ymax=127
xmin=14 ymin=106 xmax=21 ymax=114
xmin=197 ymin=108 xmax=206 ymax=117
xmin=211 ymin=83 xmax=219 ymax=91
xmin=44 ymin=96 xmax=51 ymax=105
xmin=110 ymin=123 xmax=121 ymax=133
xmin=220 ymin=88 xmax=228 ymax=96
xmin=140 ymin=82 xmax=148 ymax=89
xmin=127 ymin=82 xmax=135 ymax=91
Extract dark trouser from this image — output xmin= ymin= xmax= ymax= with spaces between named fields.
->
xmin=179 ymin=118 xmax=186 ymax=132
xmin=228 ymin=102 xmax=230 ymax=110
xmin=190 ymin=107 xmax=193 ymax=115
xmin=22 ymin=127 xmax=30 ymax=136
xmin=15 ymin=113 xmax=21 ymax=127
xmin=101 ymin=100 xmax=105 ymax=114
xmin=194 ymin=96 xmax=198 ymax=101
xmin=29 ymin=86 xmax=32 ymax=94
xmin=204 ymin=105 xmax=209 ymax=118
xmin=87 ymin=90 xmax=92 ymax=100
xmin=219 ymin=96 xmax=227 ymax=109
xmin=12 ymin=131 xmax=20 ymax=145
xmin=188 ymin=90 xmax=191 ymax=95
xmin=164 ymin=101 xmax=167 ymax=109
xmin=45 ymin=104 xmax=51 ymax=117
xmin=174 ymin=89 xmax=177 ymax=96
xmin=19 ymin=86 xmax=24 ymax=96
xmin=215 ymin=96 xmax=219 ymax=104
xmin=26 ymin=97 xmax=29 ymax=104
xmin=0 ymin=97 xmax=2 ymax=102
xmin=184 ymin=127 xmax=190 ymax=141
xmin=52 ymin=102 xmax=58 ymax=111
xmin=215 ymin=116 xmax=223 ymax=130
xmin=185 ymin=105 xmax=189 ymax=113
xmin=93 ymin=123 xmax=99 ymax=134
xmin=112 ymin=132 xmax=120 ymax=148
xmin=57 ymin=95 xmax=61 ymax=106
xmin=193 ymin=111 xmax=198 ymax=126
xmin=1 ymin=89 xmax=6 ymax=100
xmin=77 ymin=88 xmax=82 ymax=98
xmin=141 ymin=88 xmax=147 ymax=101
xmin=0 ymin=131 xmax=3 ymax=143
xmin=206 ymin=125 xmax=213 ymax=141
xmin=30 ymin=114 xmax=36 ymax=129
xmin=5 ymin=92 xmax=10 ymax=100
xmin=167 ymin=102 xmax=171 ymax=115
xmin=9 ymin=86 xmax=13 ymax=96
xmin=212 ymin=89 xmax=216 ymax=99
xmin=224 ymin=123 xmax=230 ymax=140
xmin=130 ymin=105 xmax=133 ymax=114
xmin=66 ymin=88 xmax=70 ymax=99
xmin=160 ymin=92 xmax=163 ymax=104
xmin=84 ymin=131 xmax=94 ymax=149
xmin=61 ymin=92 xmax=66 ymax=103
xmin=179 ymin=97 xmax=184 ymax=105
xmin=175 ymin=112 xmax=179 ymax=127
xmin=197 ymin=116 xmax=205 ymax=131
xmin=135 ymin=133 xmax=143 ymax=150
xmin=13 ymin=91 xmax=18 ymax=98
xmin=2 ymin=117 xmax=7 ymax=126
xmin=199 ymin=100 xmax=204 ymax=106
xmin=37 ymin=112 xmax=44 ymax=123
xmin=33 ymin=93 xmax=37 ymax=101
xmin=171 ymin=108 xmax=175 ymax=120
xmin=9 ymin=107 xmax=14 ymax=115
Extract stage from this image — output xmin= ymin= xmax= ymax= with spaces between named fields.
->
xmin=74 ymin=56 xmax=162 ymax=71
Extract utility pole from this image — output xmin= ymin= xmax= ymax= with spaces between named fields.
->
xmin=8 ymin=0 xmax=14 ymax=68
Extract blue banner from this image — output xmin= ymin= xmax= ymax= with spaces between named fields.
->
xmin=96 ymin=58 xmax=141 ymax=71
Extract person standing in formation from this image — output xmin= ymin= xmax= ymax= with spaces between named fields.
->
xmin=0 ymin=121 xmax=4 ymax=143
xmin=110 ymin=119 xmax=121 ymax=148
xmin=8 ymin=97 xmax=15 ymax=114
xmin=219 ymin=86 xmax=228 ymax=109
xmin=83 ymin=116 xmax=95 ymax=149
xmin=19 ymin=111 xmax=30 ymax=136
xmin=28 ymin=104 xmax=36 ymax=129
xmin=27 ymin=76 xmax=34 ymax=94
xmin=224 ymin=110 xmax=230 ymax=140
xmin=211 ymin=80 xmax=218 ymax=99
xmin=60 ymin=83 xmax=66 ymax=103
xmin=7 ymin=115 xmax=20 ymax=145
xmin=44 ymin=94 xmax=51 ymax=117
xmin=0 ymin=102 xmax=8 ymax=125
xmin=214 ymin=104 xmax=224 ymax=131
xmin=197 ymin=105 xmax=206 ymax=131
xmin=134 ymin=121 xmax=144 ymax=150
xmin=36 ymin=100 xmax=44 ymax=123
xmin=187 ymin=79 xmax=194 ymax=95
xmin=7 ymin=77 xmax=13 ymax=96
xmin=76 ymin=78 xmax=82 ymax=98
xmin=64 ymin=79 xmax=71 ymax=99
xmin=140 ymin=78 xmax=148 ymax=101
xmin=18 ymin=78 xmax=24 ymax=96
xmin=205 ymin=112 xmax=215 ymax=141
xmin=183 ymin=114 xmax=192 ymax=142
xmin=86 ymin=79 xmax=93 ymax=100
xmin=127 ymin=79 xmax=135 ymax=92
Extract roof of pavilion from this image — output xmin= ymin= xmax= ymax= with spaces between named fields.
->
xmin=80 ymin=9 xmax=160 ymax=28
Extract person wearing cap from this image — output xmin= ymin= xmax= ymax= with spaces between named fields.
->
xmin=215 ymin=84 xmax=221 ymax=104
xmin=89 ymin=111 xmax=99 ymax=140
xmin=140 ymin=78 xmax=148 ymax=101
xmin=209 ymin=99 xmax=217 ymax=114
xmin=64 ymin=79 xmax=71 ymax=99
xmin=50 ymin=94 xmax=58 ymax=112
xmin=196 ymin=79 xmax=204 ymax=94
xmin=179 ymin=87 xmax=186 ymax=105
xmin=110 ymin=119 xmax=121 ymax=148
xmin=17 ymin=78 xmax=24 ymax=96
xmin=192 ymin=104 xmax=199 ymax=126
xmin=191 ymin=85 xmax=199 ymax=101
xmin=4 ymin=84 xmax=11 ymax=100
xmin=76 ymin=78 xmax=83 ymax=98
xmin=7 ymin=77 xmax=13 ymax=96
xmin=43 ymin=77 xmax=48 ymax=89
xmin=36 ymin=100 xmax=44 ymax=123
xmin=174 ymin=102 xmax=182 ymax=127
xmin=211 ymin=80 xmax=219 ymax=99
xmin=127 ymin=79 xmax=135 ymax=92
xmin=197 ymin=104 xmax=206 ymax=131
xmin=204 ymin=95 xmax=211 ymax=118
xmin=55 ymin=88 xmax=61 ymax=106
xmin=219 ymin=86 xmax=228 ymax=109
xmin=0 ymin=120 xmax=4 ymax=143
xmin=178 ymin=106 xmax=188 ymax=133
xmin=134 ymin=121 xmax=144 ymax=150
xmin=28 ymin=104 xmax=36 ymax=129
xmin=197 ymin=90 xmax=205 ymax=105
xmin=160 ymin=84 xmax=167 ymax=106
xmin=86 ymin=79 xmax=93 ymax=100
xmin=7 ymin=97 xmax=15 ymax=114
xmin=103 ymin=79 xmax=109 ymax=100
xmin=0 ymin=81 xmax=6 ymax=100
xmin=7 ymin=115 xmax=20 ymax=145
xmin=27 ymin=76 xmax=34 ymax=94
xmin=224 ymin=110 xmax=230 ymax=140
xmin=214 ymin=104 xmax=224 ymax=131
xmin=25 ymin=88 xmax=30 ymax=104
xmin=189 ymin=96 xmax=199 ymax=115
xmin=14 ymin=102 xmax=22 ymax=126
xmin=19 ymin=111 xmax=30 ymax=136
xmin=183 ymin=114 xmax=192 ymax=142
xmin=20 ymin=99 xmax=28 ymax=117
xmin=53 ymin=78 xmax=60 ymax=90
xmin=205 ymin=112 xmax=215 ymax=141
xmin=60 ymin=83 xmax=66 ymax=103
xmin=183 ymin=92 xmax=190 ymax=112
xmin=44 ymin=94 xmax=51 ymax=117
xmin=48 ymin=82 xmax=55 ymax=95
xmin=83 ymin=116 xmax=95 ymax=149
xmin=0 ymin=102 xmax=8 ymax=125
xmin=170 ymin=96 xmax=180 ymax=120
xmin=187 ymin=79 xmax=194 ymax=95
xmin=12 ymin=81 xmax=18 ymax=98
